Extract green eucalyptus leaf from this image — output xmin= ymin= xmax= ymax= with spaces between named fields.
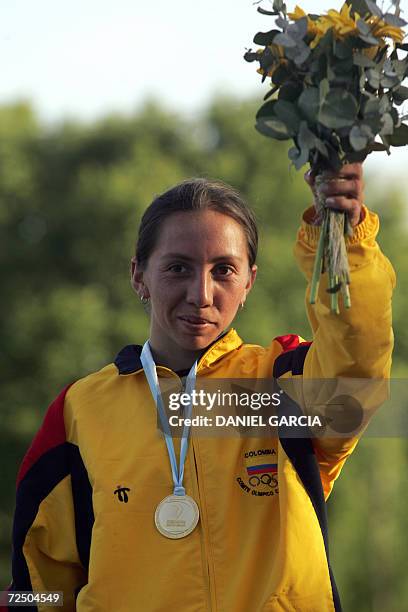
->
xmin=258 ymin=47 xmax=276 ymax=71
xmin=379 ymin=95 xmax=392 ymax=113
xmin=273 ymin=32 xmax=297 ymax=47
xmin=288 ymin=146 xmax=300 ymax=161
xmin=257 ymin=7 xmax=279 ymax=16
xmin=392 ymin=59 xmax=407 ymax=79
xmin=243 ymin=50 xmax=259 ymax=63
xmin=357 ymin=19 xmax=371 ymax=35
xmin=326 ymin=144 xmax=343 ymax=171
xmin=346 ymin=149 xmax=370 ymax=163
xmin=360 ymin=34 xmax=380 ymax=45
xmin=388 ymin=123 xmax=408 ymax=146
xmin=315 ymin=138 xmax=329 ymax=158
xmin=367 ymin=68 xmax=381 ymax=88
xmin=256 ymin=100 xmax=277 ymax=120
xmin=350 ymin=125 xmax=369 ymax=150
xmin=367 ymin=141 xmax=390 ymax=152
xmin=288 ymin=146 xmax=308 ymax=170
xmin=256 ymin=117 xmax=291 ymax=140
xmin=363 ymin=115 xmax=383 ymax=133
xmin=361 ymin=124 xmax=374 ymax=137
xmin=346 ymin=0 xmax=370 ymax=18
xmin=381 ymin=74 xmax=400 ymax=88
xmin=393 ymin=86 xmax=408 ymax=104
xmin=298 ymin=121 xmax=316 ymax=149
xmin=263 ymin=84 xmax=280 ymax=101
xmin=293 ymin=143 xmax=310 ymax=169
xmin=273 ymin=0 xmax=285 ymax=13
xmin=366 ymin=0 xmax=382 ymax=17
xmin=353 ymin=53 xmax=375 ymax=68
xmin=383 ymin=13 xmax=407 ymax=27
xmin=274 ymin=100 xmax=300 ymax=133
xmin=287 ymin=17 xmax=308 ymax=40
xmin=298 ymin=87 xmax=320 ymax=123
xmin=383 ymin=58 xmax=396 ymax=76
xmin=327 ymin=63 xmax=336 ymax=81
xmin=333 ymin=57 xmax=354 ymax=74
xmin=364 ymin=98 xmax=381 ymax=115
xmin=390 ymin=107 xmax=400 ymax=127
xmin=253 ymin=29 xmax=280 ymax=46
xmin=380 ymin=113 xmax=395 ymax=136
xmin=380 ymin=133 xmax=391 ymax=150
xmin=294 ymin=43 xmax=311 ymax=65
xmin=334 ymin=39 xmax=354 ymax=59
xmin=319 ymin=79 xmax=330 ymax=104
xmin=278 ymin=81 xmax=303 ymax=101
xmin=318 ymin=89 xmax=359 ymax=129
xmin=275 ymin=16 xmax=287 ymax=29
xmin=272 ymin=63 xmax=291 ymax=86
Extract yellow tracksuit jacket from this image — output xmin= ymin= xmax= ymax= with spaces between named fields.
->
xmin=7 ymin=206 xmax=395 ymax=612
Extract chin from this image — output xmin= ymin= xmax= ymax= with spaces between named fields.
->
xmin=178 ymin=331 xmax=219 ymax=352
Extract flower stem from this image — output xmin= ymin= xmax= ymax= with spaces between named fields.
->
xmin=310 ymin=208 xmax=328 ymax=304
xmin=310 ymin=170 xmax=352 ymax=313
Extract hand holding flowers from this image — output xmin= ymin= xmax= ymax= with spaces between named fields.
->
xmin=245 ymin=0 xmax=407 ymax=312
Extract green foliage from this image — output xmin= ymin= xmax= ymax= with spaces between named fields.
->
xmin=0 ymin=97 xmax=407 ymax=611
xmin=245 ymin=1 xmax=408 ymax=172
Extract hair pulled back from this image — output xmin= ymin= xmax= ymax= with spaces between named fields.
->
xmin=135 ymin=178 xmax=258 ymax=269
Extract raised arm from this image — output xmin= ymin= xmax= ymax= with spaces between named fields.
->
xmin=293 ymin=163 xmax=395 ymax=496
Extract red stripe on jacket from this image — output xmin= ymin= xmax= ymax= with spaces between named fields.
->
xmin=16 ymin=384 xmax=73 ymax=486
xmin=275 ymin=335 xmax=312 ymax=353
xmin=275 ymin=334 xmax=301 ymax=353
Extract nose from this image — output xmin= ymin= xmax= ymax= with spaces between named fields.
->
xmin=186 ymin=270 xmax=213 ymax=307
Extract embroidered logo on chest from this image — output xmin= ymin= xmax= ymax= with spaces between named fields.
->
xmin=114 ymin=485 xmax=131 ymax=503
xmin=236 ymin=448 xmax=279 ymax=497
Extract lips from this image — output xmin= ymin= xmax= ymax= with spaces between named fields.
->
xmin=179 ymin=315 xmax=214 ymax=325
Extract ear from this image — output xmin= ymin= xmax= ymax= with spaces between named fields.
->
xmin=130 ymin=256 xmax=150 ymax=298
xmin=242 ymin=265 xmax=257 ymax=304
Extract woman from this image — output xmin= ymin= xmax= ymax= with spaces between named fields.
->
xmin=6 ymin=166 xmax=394 ymax=612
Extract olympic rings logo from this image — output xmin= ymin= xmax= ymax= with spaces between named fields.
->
xmin=248 ymin=473 xmax=278 ymax=488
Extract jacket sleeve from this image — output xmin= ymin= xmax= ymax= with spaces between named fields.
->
xmin=293 ymin=204 xmax=396 ymax=497
xmin=6 ymin=386 xmax=89 ymax=611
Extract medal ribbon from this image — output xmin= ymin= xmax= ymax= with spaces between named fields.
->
xmin=140 ymin=341 xmax=197 ymax=497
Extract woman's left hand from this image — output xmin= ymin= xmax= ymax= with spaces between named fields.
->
xmin=304 ymin=162 xmax=365 ymax=227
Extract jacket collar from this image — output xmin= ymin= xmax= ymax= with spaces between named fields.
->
xmin=114 ymin=328 xmax=243 ymax=375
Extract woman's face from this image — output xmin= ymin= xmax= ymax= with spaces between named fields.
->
xmin=131 ymin=209 xmax=257 ymax=365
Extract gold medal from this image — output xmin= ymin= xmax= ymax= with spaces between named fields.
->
xmin=155 ymin=494 xmax=200 ymax=539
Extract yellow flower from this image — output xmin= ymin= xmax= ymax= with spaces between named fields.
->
xmin=313 ymin=3 xmax=361 ymax=43
xmin=256 ymin=45 xmax=285 ymax=77
xmin=369 ymin=18 xmax=404 ymax=43
xmin=288 ymin=2 xmax=405 ymax=49
xmin=362 ymin=45 xmax=380 ymax=59
xmin=288 ymin=5 xmax=307 ymax=20
xmin=288 ymin=5 xmax=320 ymax=37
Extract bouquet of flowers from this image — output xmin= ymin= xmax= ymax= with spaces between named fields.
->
xmin=245 ymin=0 xmax=407 ymax=312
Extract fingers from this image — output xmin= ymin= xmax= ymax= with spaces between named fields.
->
xmin=304 ymin=163 xmax=364 ymax=227
xmin=322 ymin=162 xmax=363 ymax=181
xmin=319 ymin=177 xmax=362 ymax=201
xmin=325 ymin=197 xmax=362 ymax=227
xmin=304 ymin=162 xmax=363 ymax=186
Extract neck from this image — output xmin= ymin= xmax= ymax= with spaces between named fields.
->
xmin=147 ymin=341 xmax=204 ymax=372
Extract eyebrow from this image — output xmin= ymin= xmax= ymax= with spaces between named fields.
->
xmin=160 ymin=253 xmax=244 ymax=263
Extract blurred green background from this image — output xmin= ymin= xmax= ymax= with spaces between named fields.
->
xmin=1 ymin=96 xmax=407 ymax=611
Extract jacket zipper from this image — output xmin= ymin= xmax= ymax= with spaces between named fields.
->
xmin=190 ymin=434 xmax=216 ymax=612
xmin=156 ymin=363 xmax=219 ymax=610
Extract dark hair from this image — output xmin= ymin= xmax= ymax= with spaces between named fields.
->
xmin=135 ymin=178 xmax=258 ymax=269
